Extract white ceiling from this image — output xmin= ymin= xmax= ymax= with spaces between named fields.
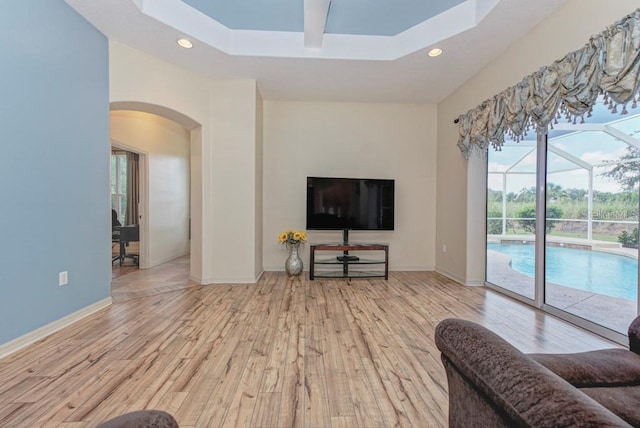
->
xmin=65 ymin=0 xmax=568 ymax=103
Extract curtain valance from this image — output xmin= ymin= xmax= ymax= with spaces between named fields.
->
xmin=456 ymin=8 xmax=640 ymax=159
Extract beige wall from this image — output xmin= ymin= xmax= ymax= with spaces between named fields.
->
xmin=109 ymin=42 xmax=262 ymax=283
xmin=208 ymin=80 xmax=262 ymax=282
xmin=190 ymin=126 xmax=203 ymax=280
xmin=436 ymin=0 xmax=640 ymax=284
xmin=110 ymin=110 xmax=191 ymax=267
xmin=255 ymin=91 xmax=264 ymax=278
xmin=108 ymin=0 xmax=636 ymax=282
xmin=263 ymin=101 xmax=438 ymax=271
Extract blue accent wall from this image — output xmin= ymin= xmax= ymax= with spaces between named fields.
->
xmin=0 ymin=2 xmax=110 ymax=344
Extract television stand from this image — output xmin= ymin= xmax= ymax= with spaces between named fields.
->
xmin=337 ymin=255 xmax=359 ymax=262
xmin=309 ymin=242 xmax=389 ymax=280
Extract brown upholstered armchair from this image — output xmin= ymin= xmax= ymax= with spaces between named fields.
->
xmin=96 ymin=410 xmax=178 ymax=428
xmin=435 ymin=316 xmax=640 ymax=427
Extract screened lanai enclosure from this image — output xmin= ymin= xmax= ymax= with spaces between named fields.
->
xmin=456 ymin=10 xmax=640 ymax=342
xmin=488 ymin=112 xmax=639 ymax=242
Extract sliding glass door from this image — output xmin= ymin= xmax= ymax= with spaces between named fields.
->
xmin=486 ymin=98 xmax=640 ymax=339
xmin=486 ymin=139 xmax=538 ymax=301
xmin=543 ymin=110 xmax=639 ymax=335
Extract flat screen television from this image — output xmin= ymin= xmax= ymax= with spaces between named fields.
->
xmin=306 ymin=176 xmax=395 ymax=233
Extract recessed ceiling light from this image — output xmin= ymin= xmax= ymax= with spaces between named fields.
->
xmin=177 ymin=38 xmax=194 ymax=49
xmin=428 ymin=48 xmax=443 ymax=57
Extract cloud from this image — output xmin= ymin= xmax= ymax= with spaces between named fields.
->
xmin=582 ymin=147 xmax=627 ymax=164
xmin=488 ymin=161 xmax=508 ymax=172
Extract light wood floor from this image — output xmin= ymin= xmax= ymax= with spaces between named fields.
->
xmin=0 ymin=262 xmax=619 ymax=427
xmin=111 ymin=255 xmax=196 ymax=302
xmin=111 ymin=263 xmax=138 ymax=281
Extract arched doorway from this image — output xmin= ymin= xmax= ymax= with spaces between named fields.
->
xmin=109 ymin=101 xmax=204 ymax=295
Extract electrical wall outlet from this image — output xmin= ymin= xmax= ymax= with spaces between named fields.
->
xmin=442 ymin=244 xmax=447 ymax=253
xmin=59 ymin=271 xmax=68 ymax=286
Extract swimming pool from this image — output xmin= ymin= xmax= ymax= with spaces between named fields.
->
xmin=487 ymin=243 xmax=638 ymax=300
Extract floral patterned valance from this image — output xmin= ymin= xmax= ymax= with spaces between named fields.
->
xmin=456 ymin=8 xmax=640 ymax=159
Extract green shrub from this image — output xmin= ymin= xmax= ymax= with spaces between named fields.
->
xmin=618 ymin=227 xmax=639 ymax=248
xmin=486 ymin=208 xmax=503 ymax=234
xmin=487 ymin=219 xmax=503 ymax=234
xmin=517 ymin=205 xmax=563 ymax=233
xmin=517 ymin=206 xmax=536 ymax=233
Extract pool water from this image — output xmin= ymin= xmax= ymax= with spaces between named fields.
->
xmin=487 ymin=243 xmax=638 ymax=300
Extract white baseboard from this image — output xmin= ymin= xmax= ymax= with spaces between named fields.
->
xmin=435 ymin=267 xmax=465 ymax=285
xmin=437 ymin=269 xmax=483 ymax=287
xmin=191 ymin=270 xmax=263 ymax=285
xmin=392 ymin=265 xmax=435 ymax=271
xmin=201 ymin=274 xmax=263 ymax=285
xmin=148 ymin=251 xmax=190 ymax=269
xmin=0 ymin=297 xmax=112 ymax=360
xmin=201 ymin=279 xmax=258 ymax=284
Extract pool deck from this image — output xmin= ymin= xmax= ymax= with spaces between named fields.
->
xmin=486 ymin=235 xmax=638 ymax=334
xmin=488 ymin=234 xmax=638 ymax=257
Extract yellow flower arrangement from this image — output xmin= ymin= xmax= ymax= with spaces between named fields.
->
xmin=278 ymin=229 xmax=307 ymax=248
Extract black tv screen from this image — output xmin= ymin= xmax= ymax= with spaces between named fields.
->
xmin=306 ymin=177 xmax=395 ymax=230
